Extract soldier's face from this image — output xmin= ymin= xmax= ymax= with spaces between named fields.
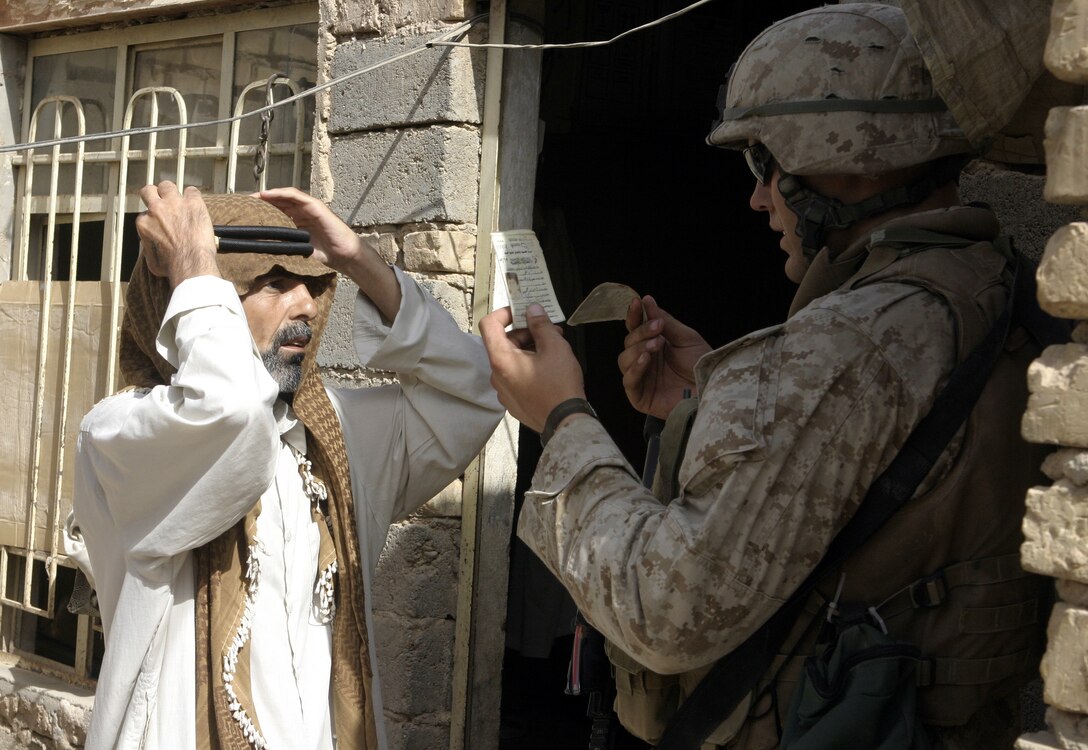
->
xmin=749 ymin=169 xmax=808 ymax=283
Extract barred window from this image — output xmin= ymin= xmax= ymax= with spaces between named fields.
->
xmin=0 ymin=4 xmax=317 ymax=682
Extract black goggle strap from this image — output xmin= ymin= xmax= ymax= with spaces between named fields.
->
xmin=777 ymin=157 xmax=965 ymax=259
xmin=213 ymin=225 xmax=314 ymax=256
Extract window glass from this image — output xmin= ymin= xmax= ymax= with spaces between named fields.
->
xmin=233 ymin=24 xmax=317 ymax=191
xmin=131 ymin=39 xmax=223 ymax=189
xmin=20 ymin=15 xmax=316 ymax=282
xmin=29 ymin=48 xmax=115 ymax=196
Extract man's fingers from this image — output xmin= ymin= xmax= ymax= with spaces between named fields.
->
xmin=156 ymin=180 xmax=180 ymax=198
xmin=138 ymin=184 xmax=160 ymax=208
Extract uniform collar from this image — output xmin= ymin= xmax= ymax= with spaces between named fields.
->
xmin=788 ymin=205 xmax=999 ymax=318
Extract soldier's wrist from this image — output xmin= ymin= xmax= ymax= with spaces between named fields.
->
xmin=541 ymin=398 xmax=597 ymax=447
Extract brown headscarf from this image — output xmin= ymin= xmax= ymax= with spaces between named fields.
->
xmin=120 ymin=194 xmax=377 ymax=749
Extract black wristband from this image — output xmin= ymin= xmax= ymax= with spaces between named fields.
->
xmin=541 ymin=398 xmax=598 ymax=447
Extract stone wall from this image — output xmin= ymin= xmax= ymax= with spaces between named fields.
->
xmin=1017 ymin=1 xmax=1088 ymax=749
xmin=310 ymin=2 xmax=486 ymax=747
xmin=0 ymin=666 xmax=91 ymax=749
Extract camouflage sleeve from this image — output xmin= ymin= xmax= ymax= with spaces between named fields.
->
xmin=516 ymin=286 xmax=954 ymax=674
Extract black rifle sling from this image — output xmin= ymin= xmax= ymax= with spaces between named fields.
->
xmin=655 ymin=265 xmax=1018 ymax=750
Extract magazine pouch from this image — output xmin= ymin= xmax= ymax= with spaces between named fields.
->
xmin=782 ymin=609 xmax=930 ymax=750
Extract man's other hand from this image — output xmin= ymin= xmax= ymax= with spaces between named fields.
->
xmin=255 ymin=187 xmax=360 ymax=273
xmin=618 ymin=295 xmax=711 ymax=420
xmin=136 ymin=182 xmax=219 ymax=288
xmin=256 ymin=187 xmax=402 ymax=321
xmin=480 ymin=305 xmax=586 ymax=434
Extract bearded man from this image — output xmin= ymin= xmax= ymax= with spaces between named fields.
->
xmin=64 ymin=182 xmax=503 ymax=749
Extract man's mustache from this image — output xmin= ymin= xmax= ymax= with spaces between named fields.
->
xmin=270 ymin=321 xmax=313 ymax=353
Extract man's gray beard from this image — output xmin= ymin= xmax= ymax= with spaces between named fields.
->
xmin=261 ymin=321 xmax=311 ymax=396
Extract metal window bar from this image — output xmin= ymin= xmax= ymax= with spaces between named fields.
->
xmin=104 ymin=86 xmax=189 ymax=394
xmin=4 ymin=96 xmax=87 ymax=619
xmin=4 ymin=75 xmax=310 ymax=678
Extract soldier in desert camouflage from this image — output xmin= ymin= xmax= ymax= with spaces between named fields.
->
xmin=481 ymin=5 xmax=1050 ymax=748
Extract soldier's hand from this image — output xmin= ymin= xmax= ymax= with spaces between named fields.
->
xmin=618 ymin=295 xmax=710 ymax=420
xmin=136 ymin=182 xmax=218 ymax=288
xmin=480 ymin=304 xmax=586 ymax=434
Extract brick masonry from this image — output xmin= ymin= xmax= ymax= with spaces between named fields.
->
xmin=316 ymin=8 xmax=487 ymax=749
xmin=1017 ymin=1 xmax=1088 ymax=747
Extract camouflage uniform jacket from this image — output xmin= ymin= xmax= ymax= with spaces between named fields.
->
xmin=518 ymin=207 xmax=1000 ymax=680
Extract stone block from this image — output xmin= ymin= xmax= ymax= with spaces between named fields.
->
xmin=364 ymin=231 xmax=401 ymax=266
xmin=1046 ymin=0 xmax=1088 ymax=84
xmin=1041 ymin=603 xmax=1088 ymax=714
xmin=383 ymin=716 xmax=450 ymax=750
xmin=1046 ymin=108 xmax=1088 ymax=204
xmin=1075 ymin=322 xmax=1088 ymax=344
xmin=372 ymin=614 xmax=455 ymax=716
xmin=374 ymin=517 xmax=459 ymax=618
xmin=1023 ymin=480 xmax=1088 ymax=581
xmin=403 ymin=230 xmax=476 ymax=274
xmin=412 ymin=274 xmax=472 ymax=332
xmin=329 ymin=0 xmax=473 ymax=35
xmin=314 ymin=232 xmax=399 ymax=371
xmin=54 ymin=699 xmax=88 ymax=747
xmin=1038 ymin=223 xmax=1088 ymax=319
xmin=1048 ymin=706 xmax=1088 ymax=749
xmin=1023 ymin=344 xmax=1088 ymax=447
xmin=330 ymin=28 xmax=484 ymax=133
xmin=329 ymin=126 xmax=480 ymax=226
xmin=415 ymin=478 xmax=463 ymax=517
xmin=1043 ymin=449 xmax=1088 ymax=484
xmin=1017 ymin=731 xmax=1063 ymax=749
xmin=1060 ymin=579 xmax=1088 ymax=606
xmin=317 ymin=276 xmax=364 ymax=371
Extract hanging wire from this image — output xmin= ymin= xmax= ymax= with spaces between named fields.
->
xmin=0 ymin=0 xmax=720 ymax=156
xmin=429 ymin=0 xmax=717 ymax=50
xmin=0 ymin=16 xmax=482 ymax=155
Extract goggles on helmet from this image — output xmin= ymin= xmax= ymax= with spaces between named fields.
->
xmin=743 ymin=143 xmax=776 ymax=185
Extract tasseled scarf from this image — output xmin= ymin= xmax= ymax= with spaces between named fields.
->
xmin=120 ymin=194 xmax=376 ymax=749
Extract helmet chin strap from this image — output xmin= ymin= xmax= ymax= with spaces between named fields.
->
xmin=776 ymin=158 xmax=965 ymax=258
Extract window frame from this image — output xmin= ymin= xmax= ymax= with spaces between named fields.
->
xmin=2 ymin=2 xmax=318 ymax=681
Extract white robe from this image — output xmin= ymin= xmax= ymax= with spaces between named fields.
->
xmin=64 ymin=268 xmax=503 ymax=749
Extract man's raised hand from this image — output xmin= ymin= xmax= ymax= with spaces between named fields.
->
xmin=136 ymin=181 xmax=219 ymax=289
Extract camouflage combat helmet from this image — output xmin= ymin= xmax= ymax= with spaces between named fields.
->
xmin=707 ymin=3 xmax=973 ymax=175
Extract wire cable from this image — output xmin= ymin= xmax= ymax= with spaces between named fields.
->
xmin=430 ymin=0 xmax=717 ymax=50
xmin=0 ymin=16 xmax=482 ymax=155
xmin=0 ymin=0 xmax=719 ymax=155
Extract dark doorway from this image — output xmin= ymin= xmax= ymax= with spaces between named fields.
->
xmin=501 ymin=2 xmax=813 ymax=749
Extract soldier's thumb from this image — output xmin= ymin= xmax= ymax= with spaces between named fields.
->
xmin=526 ymin=304 xmax=557 ymax=347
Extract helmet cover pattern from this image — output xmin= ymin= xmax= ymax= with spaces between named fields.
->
xmin=707 ymin=3 xmax=974 ymax=175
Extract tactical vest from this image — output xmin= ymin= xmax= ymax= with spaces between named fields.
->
xmin=605 ymin=229 xmax=1053 ymax=749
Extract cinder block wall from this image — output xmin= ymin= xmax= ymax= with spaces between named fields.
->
xmin=1016 ymin=1 xmax=1088 ymax=749
xmin=311 ymin=2 xmax=485 ymax=747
